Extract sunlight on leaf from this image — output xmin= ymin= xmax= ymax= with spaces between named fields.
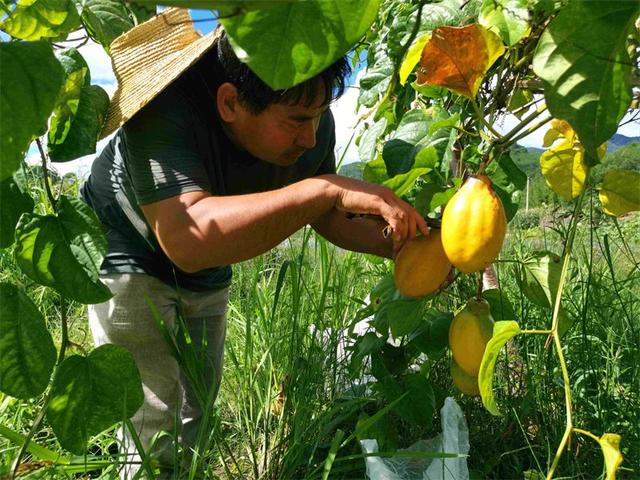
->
xmin=599 ymin=433 xmax=623 ymax=480
xmin=532 ymin=0 xmax=639 ymax=163
xmin=1 ymin=0 xmax=81 ymax=41
xmin=598 ymin=170 xmax=640 ymax=217
xmin=399 ymin=33 xmax=430 ymax=85
xmin=479 ymin=0 xmax=530 ymax=46
xmin=540 ymin=140 xmax=589 ymax=200
xmin=417 ymin=24 xmax=505 ymax=98
xmin=478 ymin=321 xmax=521 ymax=416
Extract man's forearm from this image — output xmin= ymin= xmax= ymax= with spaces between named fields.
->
xmin=311 ymin=209 xmax=394 ymax=259
xmin=161 ymin=177 xmax=336 ymax=272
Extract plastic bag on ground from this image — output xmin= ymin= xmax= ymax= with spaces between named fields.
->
xmin=360 ymin=397 xmax=470 ymax=480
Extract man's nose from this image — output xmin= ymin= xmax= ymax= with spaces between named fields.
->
xmin=295 ymin=122 xmax=317 ymax=150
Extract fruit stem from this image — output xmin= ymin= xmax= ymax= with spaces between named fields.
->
xmin=521 ymin=329 xmax=552 ymax=335
xmin=476 ymin=271 xmax=484 ymax=300
xmin=545 ymin=187 xmax=587 ymax=479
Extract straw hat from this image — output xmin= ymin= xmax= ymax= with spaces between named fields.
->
xmin=100 ymin=8 xmax=222 ymax=138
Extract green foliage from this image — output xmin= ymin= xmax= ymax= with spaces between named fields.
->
xmin=47 ymin=344 xmax=144 ymax=454
xmin=221 ymin=0 xmax=382 ymax=90
xmin=14 ymin=196 xmax=112 ymax=304
xmin=0 ymin=172 xmax=34 ymax=248
xmin=1 ymin=0 xmax=81 ymax=40
xmin=0 ymin=41 xmax=63 ymax=180
xmin=0 ymin=282 xmax=56 ymax=398
xmin=532 ymin=0 xmax=640 ymax=164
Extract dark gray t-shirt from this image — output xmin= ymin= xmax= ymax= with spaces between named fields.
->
xmin=81 ymin=61 xmax=336 ymax=291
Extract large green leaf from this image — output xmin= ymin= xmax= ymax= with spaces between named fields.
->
xmin=221 ymin=0 xmax=382 ymax=90
xmin=48 ymin=85 xmax=110 ymax=162
xmin=0 ymin=282 xmax=56 ymax=399
xmin=0 ymin=41 xmax=64 ymax=181
xmin=358 ymin=52 xmax=394 ymax=108
xmin=14 ymin=196 xmax=112 ymax=304
xmin=0 ymin=173 xmax=34 ymax=248
xmin=382 ymin=109 xmax=432 ymax=176
xmin=479 ymin=0 xmax=530 ymax=46
xmin=410 ymin=310 xmax=453 ymax=358
xmin=478 ymin=320 xmax=521 ymax=416
xmin=377 ymin=297 xmax=425 ymax=338
xmin=0 ymin=0 xmax=81 ymax=40
xmin=598 ymin=169 xmax=640 ymax=217
xmin=377 ymin=372 xmax=435 ymax=427
xmin=532 ymin=0 xmax=640 ymax=164
xmin=517 ymin=251 xmax=571 ymax=335
xmin=47 ymin=344 xmax=144 ymax=454
xmin=486 ymin=152 xmax=527 ymax=221
xmin=47 ymin=49 xmax=90 ymax=153
xmin=81 ymin=0 xmax=134 ymax=48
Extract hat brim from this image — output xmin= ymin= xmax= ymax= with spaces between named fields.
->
xmin=100 ymin=8 xmax=221 ymax=139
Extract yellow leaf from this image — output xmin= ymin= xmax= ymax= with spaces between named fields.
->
xmin=417 ymin=24 xmax=505 ymax=98
xmin=599 ymin=433 xmax=623 ymax=480
xmin=540 ymin=140 xmax=589 ymax=200
xmin=399 ymin=33 xmax=430 ymax=86
xmin=598 ymin=170 xmax=640 ymax=216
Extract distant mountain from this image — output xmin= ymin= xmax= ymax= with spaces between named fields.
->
xmin=607 ymin=133 xmax=640 ymax=152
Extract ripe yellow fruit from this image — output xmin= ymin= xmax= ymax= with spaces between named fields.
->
xmin=394 ymin=230 xmax=452 ymax=298
xmin=448 ymin=298 xmax=494 ymax=377
xmin=441 ymin=175 xmax=507 ymax=273
xmin=450 ymin=359 xmax=480 ymax=396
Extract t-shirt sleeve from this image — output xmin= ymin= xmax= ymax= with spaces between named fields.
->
xmin=121 ymin=87 xmax=211 ymax=206
xmin=314 ymin=109 xmax=337 ymax=176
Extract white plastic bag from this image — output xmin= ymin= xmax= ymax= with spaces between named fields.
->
xmin=360 ymin=397 xmax=470 ymax=480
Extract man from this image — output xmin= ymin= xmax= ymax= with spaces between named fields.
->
xmin=82 ymin=8 xmax=428 ymax=477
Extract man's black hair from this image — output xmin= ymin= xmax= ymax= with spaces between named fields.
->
xmin=210 ymin=27 xmax=352 ymax=113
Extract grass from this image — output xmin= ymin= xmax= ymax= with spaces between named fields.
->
xmin=1 ymin=204 xmax=639 ymax=479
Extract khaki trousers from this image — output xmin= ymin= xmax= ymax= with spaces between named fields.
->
xmin=88 ymin=273 xmax=228 ymax=478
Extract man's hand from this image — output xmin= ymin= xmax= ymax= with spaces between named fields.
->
xmin=318 ymin=174 xmax=429 ymax=255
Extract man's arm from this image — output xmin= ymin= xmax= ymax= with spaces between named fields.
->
xmin=141 ymin=174 xmax=428 ymax=273
xmin=310 ymin=209 xmax=395 ymax=259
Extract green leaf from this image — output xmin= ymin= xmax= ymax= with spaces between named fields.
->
xmin=47 ymin=49 xmax=90 ymax=152
xmin=220 ymin=0 xmax=382 ymax=90
xmin=0 ymin=41 xmax=64 ymax=180
xmin=363 ymin=155 xmax=389 ymax=185
xmin=382 ymin=109 xmax=431 ymax=176
xmin=14 ymin=196 xmax=112 ymax=304
xmin=348 ymin=331 xmax=386 ymax=377
xmin=410 ymin=310 xmax=453 ymax=358
xmin=358 ymin=51 xmax=394 ymax=108
xmin=415 ymin=182 xmax=456 ymax=215
xmin=358 ymin=117 xmax=388 ymax=163
xmin=0 ymin=282 xmax=56 ymax=399
xmin=0 ymin=174 xmax=34 ymax=248
xmin=47 ymin=344 xmax=144 ymax=454
xmin=383 ymin=167 xmax=431 ymax=198
xmin=378 ymin=297 xmax=425 ymax=338
xmin=392 ymin=373 xmax=435 ymax=427
xmin=486 ymin=152 xmax=527 ymax=221
xmin=479 ymin=0 xmax=530 ymax=46
xmin=482 ymin=289 xmax=517 ymax=322
xmin=532 ymin=0 xmax=640 ymax=163
xmin=598 ymin=169 xmax=640 ymax=217
xmin=517 ymin=251 xmax=571 ymax=335
xmin=1 ymin=0 xmax=81 ymax=40
xmin=81 ymin=0 xmax=135 ymax=48
xmin=478 ymin=320 xmax=521 ymax=415
xmin=48 ymin=85 xmax=110 ymax=162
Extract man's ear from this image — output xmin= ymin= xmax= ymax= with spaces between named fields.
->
xmin=217 ymin=82 xmax=240 ymax=122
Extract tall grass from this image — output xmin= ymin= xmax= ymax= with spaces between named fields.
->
xmin=1 ymin=206 xmax=638 ymax=479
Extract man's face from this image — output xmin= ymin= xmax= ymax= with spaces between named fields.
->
xmin=222 ymin=86 xmax=329 ymax=166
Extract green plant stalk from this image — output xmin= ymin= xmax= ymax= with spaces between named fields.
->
xmin=496 ymin=105 xmax=547 ymax=147
xmin=501 ymin=116 xmax=552 ymax=150
xmin=545 ymin=188 xmax=587 ymax=480
xmin=471 ymin=100 xmax=502 ymax=139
